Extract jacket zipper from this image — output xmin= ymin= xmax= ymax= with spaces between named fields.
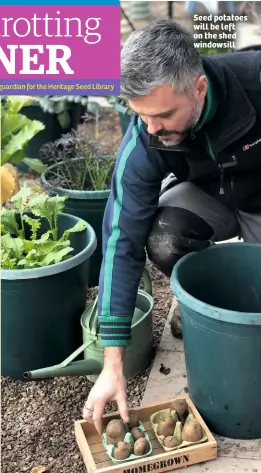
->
xmin=219 ymin=167 xmax=225 ymax=195
xmin=205 ymin=133 xmax=225 ymax=195
xmin=230 ymin=174 xmax=235 ymax=202
xmin=229 ymin=155 xmax=237 ymax=203
xmin=230 ymin=176 xmax=234 ymax=197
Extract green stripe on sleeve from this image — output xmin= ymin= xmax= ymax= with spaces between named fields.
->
xmin=101 ymin=116 xmax=143 ymax=316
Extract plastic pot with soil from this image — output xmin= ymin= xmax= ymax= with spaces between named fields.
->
xmin=1 ymin=184 xmax=97 ymax=380
xmin=40 ymin=132 xmax=115 ymax=287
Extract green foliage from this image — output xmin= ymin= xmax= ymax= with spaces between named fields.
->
xmin=1 ymin=183 xmax=87 ymax=270
xmin=1 ymin=208 xmax=20 ymax=236
xmin=41 ymin=131 xmax=115 ymax=191
xmin=35 ymin=95 xmax=89 ymax=129
xmin=72 ymin=137 xmax=115 ymax=191
xmin=1 ymin=96 xmax=47 ymax=173
xmin=36 ymin=95 xmax=89 ymax=114
xmin=87 ymin=155 xmax=115 ymax=191
xmin=198 ymin=47 xmax=233 ymax=55
xmin=22 ymin=157 xmax=47 ymax=173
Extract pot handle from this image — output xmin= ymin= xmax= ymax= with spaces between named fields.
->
xmin=59 ymin=339 xmax=94 ymax=368
xmin=87 ymin=294 xmax=98 ymax=338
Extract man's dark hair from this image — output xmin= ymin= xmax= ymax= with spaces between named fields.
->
xmin=120 ymin=19 xmax=204 ymax=99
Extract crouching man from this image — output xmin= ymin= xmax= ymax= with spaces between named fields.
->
xmin=82 ymin=19 xmax=261 ymax=433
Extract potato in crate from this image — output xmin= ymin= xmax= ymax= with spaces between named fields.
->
xmin=75 ymin=396 xmax=217 ymax=473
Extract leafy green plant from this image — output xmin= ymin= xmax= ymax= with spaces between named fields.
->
xmin=42 ymin=131 xmax=115 ymax=191
xmin=1 ymin=96 xmax=47 ymax=173
xmin=35 ymin=95 xmax=89 ymax=129
xmin=1 ymin=183 xmax=87 ymax=269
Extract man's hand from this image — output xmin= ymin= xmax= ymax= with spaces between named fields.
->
xmin=82 ymin=347 xmax=129 ymax=434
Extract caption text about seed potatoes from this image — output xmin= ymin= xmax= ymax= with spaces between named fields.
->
xmin=193 ymin=14 xmax=248 ymax=49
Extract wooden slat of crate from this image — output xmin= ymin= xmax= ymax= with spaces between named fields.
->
xmin=75 ymin=395 xmax=218 ymax=473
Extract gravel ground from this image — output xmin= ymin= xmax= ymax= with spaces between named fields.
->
xmin=1 ymin=262 xmax=172 ymax=473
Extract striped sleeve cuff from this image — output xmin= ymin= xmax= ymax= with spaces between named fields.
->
xmin=99 ymin=316 xmax=132 ymax=347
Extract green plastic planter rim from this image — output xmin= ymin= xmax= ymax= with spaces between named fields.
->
xmin=2 ymin=213 xmax=97 ymax=281
xmin=41 ymin=157 xmax=111 ymax=200
xmin=171 ymin=243 xmax=261 ymax=325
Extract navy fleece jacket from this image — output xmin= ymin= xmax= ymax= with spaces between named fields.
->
xmin=97 ymin=66 xmax=261 ymax=346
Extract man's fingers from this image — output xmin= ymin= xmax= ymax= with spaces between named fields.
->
xmin=83 ymin=408 xmax=94 ymax=421
xmin=82 ymin=396 xmax=94 ymax=420
xmin=117 ymin=393 xmax=129 ymax=424
xmin=92 ymin=400 xmax=106 ymax=435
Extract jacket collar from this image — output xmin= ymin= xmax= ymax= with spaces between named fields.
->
xmin=146 ymin=54 xmax=256 ymax=154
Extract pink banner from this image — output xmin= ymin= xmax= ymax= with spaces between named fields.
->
xmin=0 ymin=6 xmax=121 ymax=80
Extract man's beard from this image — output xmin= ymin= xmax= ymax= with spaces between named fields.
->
xmin=158 ymin=101 xmax=204 ymax=147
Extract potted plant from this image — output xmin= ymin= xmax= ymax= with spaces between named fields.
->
xmin=1 ymin=95 xmax=47 ymax=172
xmin=1 ymin=95 xmax=47 ymax=205
xmin=1 ymin=183 xmax=97 ymax=380
xmin=40 ymin=130 xmax=115 ymax=287
xmin=4 ymin=95 xmax=89 ymax=169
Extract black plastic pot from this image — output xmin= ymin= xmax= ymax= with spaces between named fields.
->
xmin=1 ymin=213 xmax=97 ymax=380
xmin=41 ymin=158 xmax=111 ymax=287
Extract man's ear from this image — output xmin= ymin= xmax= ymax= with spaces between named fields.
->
xmin=195 ymin=75 xmax=207 ymax=101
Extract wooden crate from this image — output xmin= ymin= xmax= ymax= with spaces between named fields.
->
xmin=75 ymin=395 xmax=217 ymax=473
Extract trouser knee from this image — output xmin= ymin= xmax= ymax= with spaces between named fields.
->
xmin=146 ymin=206 xmax=214 ymax=277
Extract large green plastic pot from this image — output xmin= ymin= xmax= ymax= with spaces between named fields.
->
xmin=41 ymin=158 xmax=110 ymax=287
xmin=24 ymin=267 xmax=154 ymax=382
xmin=1 ymin=213 xmax=97 ymax=380
xmin=171 ymin=243 xmax=261 ymax=439
xmin=110 ymin=101 xmax=132 ymax=136
xmin=119 ymin=113 xmax=132 ymax=136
